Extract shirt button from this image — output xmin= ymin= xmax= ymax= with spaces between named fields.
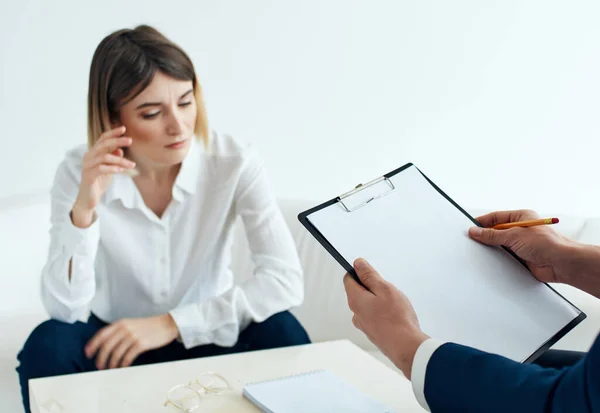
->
xmin=161 ymin=290 xmax=168 ymax=298
xmin=160 ymin=257 xmax=167 ymax=264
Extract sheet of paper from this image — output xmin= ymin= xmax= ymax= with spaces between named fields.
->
xmin=307 ymin=166 xmax=580 ymax=361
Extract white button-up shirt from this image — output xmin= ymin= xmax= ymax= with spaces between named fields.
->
xmin=41 ymin=132 xmax=304 ymax=348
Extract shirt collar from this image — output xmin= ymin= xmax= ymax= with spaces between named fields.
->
xmin=173 ymin=136 xmax=201 ymax=198
xmin=103 ymin=172 xmax=137 ymax=209
xmin=103 ymin=137 xmax=202 ymax=207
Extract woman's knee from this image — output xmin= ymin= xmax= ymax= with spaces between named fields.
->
xmin=18 ymin=319 xmax=93 ymax=376
xmin=244 ymin=311 xmax=311 ymax=349
xmin=22 ymin=319 xmax=77 ymax=354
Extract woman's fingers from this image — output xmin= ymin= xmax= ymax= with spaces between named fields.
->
xmin=97 ymin=126 xmax=126 ymax=143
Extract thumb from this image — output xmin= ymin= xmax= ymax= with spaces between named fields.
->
xmin=468 ymin=227 xmax=511 ymax=246
xmin=354 ymin=258 xmax=386 ymax=293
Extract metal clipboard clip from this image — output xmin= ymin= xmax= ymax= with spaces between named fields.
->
xmin=337 ymin=176 xmax=396 ymax=212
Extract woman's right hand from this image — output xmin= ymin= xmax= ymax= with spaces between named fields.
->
xmin=71 ymin=126 xmax=136 ymax=228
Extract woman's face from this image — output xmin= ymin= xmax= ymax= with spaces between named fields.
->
xmin=118 ymin=71 xmax=197 ymax=168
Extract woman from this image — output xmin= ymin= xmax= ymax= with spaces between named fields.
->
xmin=16 ymin=25 xmax=309 ymax=412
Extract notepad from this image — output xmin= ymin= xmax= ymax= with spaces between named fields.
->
xmin=298 ymin=163 xmax=585 ymax=363
xmin=243 ymin=370 xmax=396 ymax=413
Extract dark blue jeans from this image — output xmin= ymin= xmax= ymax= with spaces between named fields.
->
xmin=16 ymin=311 xmax=310 ymax=413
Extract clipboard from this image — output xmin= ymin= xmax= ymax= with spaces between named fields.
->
xmin=298 ymin=163 xmax=586 ymax=363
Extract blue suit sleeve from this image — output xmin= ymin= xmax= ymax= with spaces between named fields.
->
xmin=424 ymin=336 xmax=600 ymax=413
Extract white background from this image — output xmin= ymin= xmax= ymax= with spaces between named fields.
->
xmin=1 ymin=0 xmax=599 ymax=215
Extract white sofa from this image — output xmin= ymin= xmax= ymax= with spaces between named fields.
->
xmin=1 ymin=196 xmax=600 ymax=412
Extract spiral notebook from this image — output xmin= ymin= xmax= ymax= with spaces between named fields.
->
xmin=243 ymin=369 xmax=396 ymax=413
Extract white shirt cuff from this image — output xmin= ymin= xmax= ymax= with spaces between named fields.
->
xmin=57 ymin=211 xmax=100 ymax=285
xmin=411 ymin=338 xmax=445 ymax=412
xmin=63 ymin=211 xmax=100 ymax=256
xmin=169 ymin=305 xmax=213 ymax=349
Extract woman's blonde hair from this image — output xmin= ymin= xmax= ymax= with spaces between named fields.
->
xmin=87 ymin=25 xmax=209 ymax=148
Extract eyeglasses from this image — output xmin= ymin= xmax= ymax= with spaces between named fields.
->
xmin=164 ymin=371 xmax=232 ymax=412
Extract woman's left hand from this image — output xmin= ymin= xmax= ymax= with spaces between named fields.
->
xmin=85 ymin=314 xmax=180 ymax=370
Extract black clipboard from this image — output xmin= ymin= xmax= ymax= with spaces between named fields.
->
xmin=297 ymin=162 xmax=586 ymax=363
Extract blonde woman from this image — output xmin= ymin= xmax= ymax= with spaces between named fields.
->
xmin=16 ymin=25 xmax=309 ymax=413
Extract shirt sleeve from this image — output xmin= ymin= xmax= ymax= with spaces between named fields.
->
xmin=170 ymin=145 xmax=304 ymax=348
xmin=40 ymin=155 xmax=100 ymax=323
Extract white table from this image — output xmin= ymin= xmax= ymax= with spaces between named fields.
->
xmin=29 ymin=339 xmax=425 ymax=412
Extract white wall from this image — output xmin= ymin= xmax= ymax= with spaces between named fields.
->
xmin=1 ymin=0 xmax=599 ymax=216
